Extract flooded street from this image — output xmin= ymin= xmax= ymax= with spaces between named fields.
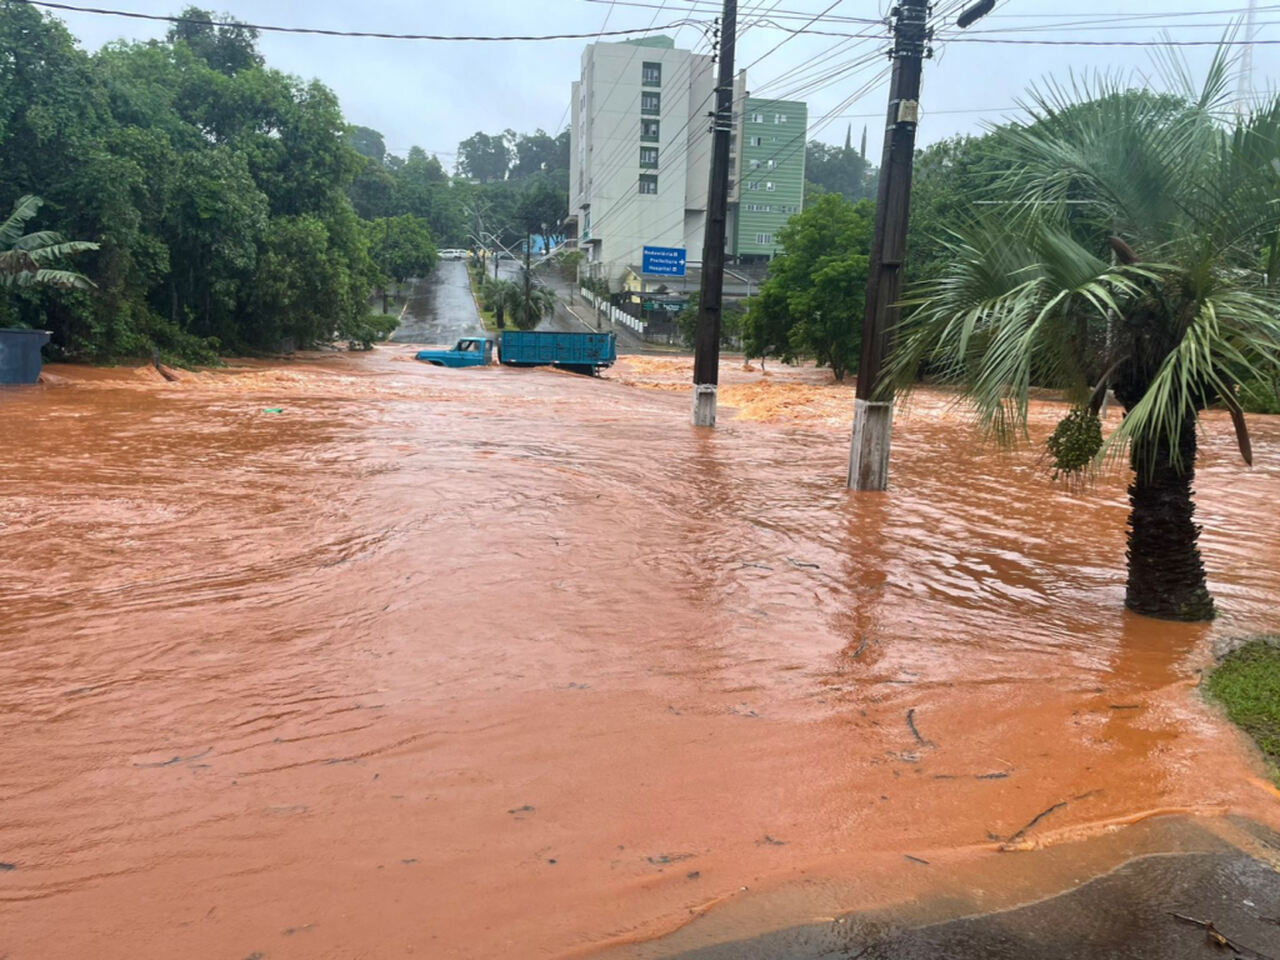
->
xmin=2 ymin=351 xmax=1279 ymax=959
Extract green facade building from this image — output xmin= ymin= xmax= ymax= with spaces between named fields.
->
xmin=734 ymin=97 xmax=807 ymax=261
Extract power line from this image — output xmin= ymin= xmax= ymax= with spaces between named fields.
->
xmin=578 ymin=0 xmax=885 ymax=24
xmin=16 ymin=0 xmax=708 ymax=41
xmin=984 ymin=2 xmax=1280 ymax=17
xmin=942 ymin=34 xmax=1280 ymax=45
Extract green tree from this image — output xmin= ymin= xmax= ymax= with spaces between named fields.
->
xmin=747 ymin=193 xmax=873 ymax=379
xmin=365 ymin=214 xmax=437 ymax=311
xmin=514 ymin=173 xmax=567 ymax=254
xmin=349 ymin=157 xmax=395 ymax=219
xmin=457 ymin=130 xmax=512 ymax=183
xmin=511 ymin=128 xmax=569 ymax=183
xmin=166 ymin=6 xmax=262 ymax=75
xmin=367 ymin=214 xmax=437 ymax=285
xmin=905 ymin=132 xmax=1009 ymax=285
xmin=347 ymin=124 xmax=386 ymax=163
xmin=0 ymin=3 xmax=380 ymax=360
xmin=674 ymin=290 xmax=744 ymax=349
xmin=890 ymin=65 xmax=1280 ymax=622
xmin=805 ymin=139 xmax=875 ymax=202
xmin=392 ymin=147 xmax=464 ymax=245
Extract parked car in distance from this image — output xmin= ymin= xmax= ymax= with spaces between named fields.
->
xmin=438 ymin=248 xmax=468 ymax=261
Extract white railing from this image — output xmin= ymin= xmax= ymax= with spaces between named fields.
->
xmin=579 ymin=289 xmax=646 ymax=333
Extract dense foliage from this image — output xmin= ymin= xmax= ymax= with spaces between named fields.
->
xmin=743 ymin=194 xmax=873 ymax=380
xmin=0 ymin=3 xmax=384 ymax=361
xmin=674 ymin=290 xmax=744 ymax=349
xmin=805 ymin=135 xmax=876 ymax=203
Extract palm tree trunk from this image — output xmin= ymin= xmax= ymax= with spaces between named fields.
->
xmin=1124 ymin=415 xmax=1215 ymax=621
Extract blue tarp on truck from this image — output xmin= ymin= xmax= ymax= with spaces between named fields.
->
xmin=499 ymin=331 xmax=616 ymax=373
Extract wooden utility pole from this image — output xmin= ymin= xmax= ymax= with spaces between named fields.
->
xmin=691 ymin=0 xmax=737 ymax=427
xmin=847 ymin=0 xmax=930 ymax=489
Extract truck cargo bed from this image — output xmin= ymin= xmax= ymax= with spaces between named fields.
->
xmin=499 ymin=331 xmax=617 ymax=371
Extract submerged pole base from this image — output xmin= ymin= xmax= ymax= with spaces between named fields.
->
xmin=692 ymin=383 xmax=717 ymax=427
xmin=848 ymin=399 xmax=894 ymax=490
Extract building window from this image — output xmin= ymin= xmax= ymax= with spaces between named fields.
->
xmin=756 ymin=233 xmax=773 ymax=244
xmin=751 ymin=112 xmax=764 ymax=123
xmin=775 ymin=114 xmax=787 ymax=123
xmin=749 ymin=159 xmax=759 ymax=169
xmin=642 ymin=61 xmax=661 ymax=86
xmin=641 ymin=119 xmax=660 ymax=142
xmin=766 ymin=159 xmax=776 ymax=169
xmin=638 ymin=174 xmax=658 ymax=195
xmin=749 ymin=135 xmax=762 ymax=147
xmin=639 ymin=146 xmax=658 ymax=168
xmin=641 ymin=91 xmax=661 ymax=115
xmin=765 ymin=181 xmax=775 ymax=191
xmin=745 ymin=181 xmax=758 ymax=190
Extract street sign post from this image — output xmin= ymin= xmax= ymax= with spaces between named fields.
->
xmin=641 ymin=245 xmax=687 ymax=277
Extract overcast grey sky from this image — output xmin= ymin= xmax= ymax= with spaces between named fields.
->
xmin=43 ymin=0 xmax=1280 ymax=168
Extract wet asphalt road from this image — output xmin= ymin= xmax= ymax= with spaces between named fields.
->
xmin=389 ymin=260 xmax=484 ymax=346
xmin=393 ymin=259 xmax=581 ymax=343
xmin=602 ymin=818 xmax=1280 ymax=960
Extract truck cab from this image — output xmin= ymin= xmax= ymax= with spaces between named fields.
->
xmin=415 ymin=337 xmax=494 ymax=368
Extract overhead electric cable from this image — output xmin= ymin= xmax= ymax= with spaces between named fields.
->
xmin=16 ymin=0 xmax=707 ymax=41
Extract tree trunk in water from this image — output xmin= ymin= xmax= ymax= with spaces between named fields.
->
xmin=1124 ymin=414 xmax=1215 ymax=621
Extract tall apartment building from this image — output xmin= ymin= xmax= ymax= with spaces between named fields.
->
xmin=734 ymin=97 xmax=808 ymax=262
xmin=569 ymin=36 xmax=754 ymax=288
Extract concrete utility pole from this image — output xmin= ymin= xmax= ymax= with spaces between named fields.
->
xmin=690 ymin=0 xmax=737 ymax=428
xmin=847 ymin=0 xmax=930 ymax=490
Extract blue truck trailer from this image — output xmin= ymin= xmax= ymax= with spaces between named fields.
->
xmin=416 ymin=331 xmax=616 ymax=374
xmin=498 ymin=331 xmax=616 ymax=373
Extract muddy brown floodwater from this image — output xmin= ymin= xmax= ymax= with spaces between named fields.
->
xmin=2 ymin=349 xmax=1279 ymax=959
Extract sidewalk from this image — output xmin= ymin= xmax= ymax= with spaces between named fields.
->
xmin=536 ymin=267 xmax=672 ymax=354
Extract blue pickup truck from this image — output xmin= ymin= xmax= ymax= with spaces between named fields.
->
xmin=415 ymin=337 xmax=493 ymax=367
xmin=416 ymin=331 xmax=616 ymax=374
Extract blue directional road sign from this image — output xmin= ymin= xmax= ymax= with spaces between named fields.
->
xmin=641 ymin=245 xmax=687 ymax=277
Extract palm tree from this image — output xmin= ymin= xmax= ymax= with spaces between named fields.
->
xmin=509 ymin=269 xmax=556 ymax=331
xmin=1 ymin=195 xmax=98 ymax=289
xmin=890 ymin=51 xmax=1280 ymax=622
